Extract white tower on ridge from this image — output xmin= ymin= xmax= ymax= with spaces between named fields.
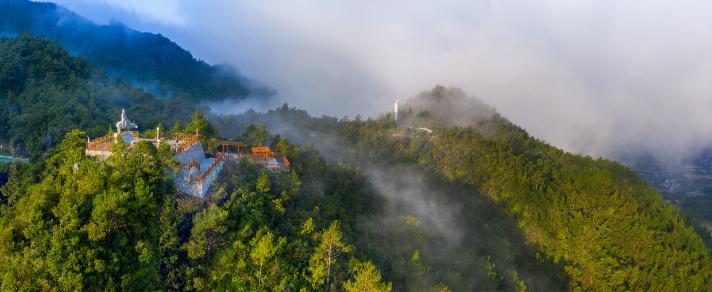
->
xmin=394 ymin=99 xmax=399 ymax=123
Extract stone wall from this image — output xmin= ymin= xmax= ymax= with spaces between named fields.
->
xmin=173 ymin=143 xmax=226 ymax=198
xmin=174 ymin=143 xmax=205 ymax=165
xmin=85 ymin=150 xmax=112 ymax=158
xmin=173 ymin=160 xmax=225 ymax=198
xmin=174 ymin=169 xmax=193 ymax=195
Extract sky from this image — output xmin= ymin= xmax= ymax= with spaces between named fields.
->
xmin=52 ymin=0 xmax=712 ymax=162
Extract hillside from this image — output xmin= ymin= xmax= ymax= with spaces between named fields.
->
xmin=0 ymin=30 xmax=711 ymax=290
xmin=0 ymin=126 xmax=564 ymax=291
xmin=0 ymin=0 xmax=267 ymax=101
xmin=212 ymin=87 xmax=712 ymax=290
xmin=621 ymin=151 xmax=712 ymax=243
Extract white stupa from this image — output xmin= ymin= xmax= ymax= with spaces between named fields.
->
xmin=115 ymin=108 xmax=138 ymax=133
xmin=114 ymin=108 xmax=138 ymax=144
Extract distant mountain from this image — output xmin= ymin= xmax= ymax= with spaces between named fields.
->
xmin=0 ymin=0 xmax=270 ymax=101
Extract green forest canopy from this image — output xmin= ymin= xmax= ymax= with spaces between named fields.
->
xmin=212 ymin=97 xmax=712 ymax=290
xmin=0 ymin=129 xmax=395 ymax=290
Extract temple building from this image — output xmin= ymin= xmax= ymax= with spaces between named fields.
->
xmin=85 ymin=109 xmax=289 ymax=198
xmin=251 ymin=146 xmax=290 ymax=171
xmin=86 ymin=109 xmax=224 ymax=198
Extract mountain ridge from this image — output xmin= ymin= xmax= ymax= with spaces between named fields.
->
xmin=0 ymin=0 xmax=271 ymax=101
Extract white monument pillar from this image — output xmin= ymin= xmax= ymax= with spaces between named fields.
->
xmin=394 ymin=99 xmax=399 ymax=123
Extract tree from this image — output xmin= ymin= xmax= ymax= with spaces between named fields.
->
xmin=343 ymin=260 xmax=391 ymax=292
xmin=256 ymin=173 xmax=271 ymax=194
xmin=185 ymin=112 xmax=216 ymax=139
xmin=170 ymin=120 xmax=182 ymax=133
xmin=243 ymin=124 xmax=271 ymax=146
xmin=276 ymin=137 xmax=291 ymax=155
xmin=250 ymin=228 xmax=285 ymax=287
xmin=0 ymin=130 xmax=174 ymax=290
xmin=252 ymin=125 xmax=270 ymax=146
xmin=308 ymin=221 xmax=352 ymax=289
xmin=158 ymin=197 xmax=184 ymax=290
xmin=184 ymin=205 xmax=228 ymax=260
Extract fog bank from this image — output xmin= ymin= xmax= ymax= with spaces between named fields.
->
xmin=55 ymin=0 xmax=712 ymax=162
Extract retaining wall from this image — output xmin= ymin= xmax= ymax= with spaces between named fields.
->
xmin=175 ymin=143 xmax=205 ymax=165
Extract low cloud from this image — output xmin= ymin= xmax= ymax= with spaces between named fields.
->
xmin=403 ymin=86 xmax=497 ymax=128
xmin=55 ymin=0 xmax=712 ymax=163
xmin=366 ymin=166 xmax=463 ymax=243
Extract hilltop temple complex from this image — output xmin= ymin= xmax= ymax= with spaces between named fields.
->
xmin=86 ymin=109 xmax=289 ymax=197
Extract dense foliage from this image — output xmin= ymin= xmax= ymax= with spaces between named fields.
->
xmin=415 ymin=127 xmax=711 ymax=290
xmin=346 ymin=117 xmax=712 ymax=290
xmin=1 ymin=119 xmax=564 ymax=291
xmin=0 ymin=128 xmax=397 ymax=290
xmin=0 ymin=130 xmax=173 ymax=289
xmin=681 ymin=196 xmax=712 ymax=244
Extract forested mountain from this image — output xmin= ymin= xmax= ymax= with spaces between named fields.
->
xmin=0 ymin=20 xmax=711 ymax=290
xmin=0 ymin=0 xmax=267 ymax=101
xmin=211 ymin=87 xmax=712 ymax=290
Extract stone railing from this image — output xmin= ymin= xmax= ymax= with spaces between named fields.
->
xmin=217 ymin=152 xmax=241 ymax=161
xmin=197 ymin=155 xmax=223 ymax=183
xmin=175 ymin=135 xmax=200 ymax=153
xmin=172 ymin=133 xmax=191 ymax=140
